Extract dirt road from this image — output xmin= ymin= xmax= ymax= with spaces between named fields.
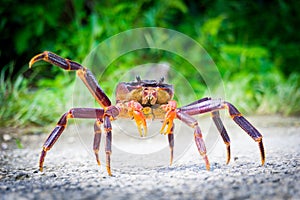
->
xmin=1 ymin=115 xmax=299 ymax=199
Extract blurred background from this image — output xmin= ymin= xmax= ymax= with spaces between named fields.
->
xmin=1 ymin=0 xmax=300 ymax=128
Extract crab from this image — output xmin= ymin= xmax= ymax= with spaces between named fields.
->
xmin=29 ymin=51 xmax=265 ymax=176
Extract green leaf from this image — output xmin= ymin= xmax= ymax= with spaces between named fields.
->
xmin=202 ymin=15 xmax=226 ymax=37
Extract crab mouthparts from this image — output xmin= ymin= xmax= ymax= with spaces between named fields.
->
xmin=142 ymin=88 xmax=157 ymax=105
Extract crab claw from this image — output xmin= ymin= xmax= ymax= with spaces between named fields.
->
xmin=133 ymin=110 xmax=148 ymax=137
xmin=128 ymin=101 xmax=147 ymax=137
xmin=160 ymin=101 xmax=177 ymax=135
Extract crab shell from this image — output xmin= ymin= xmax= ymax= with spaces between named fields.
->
xmin=115 ymin=78 xmax=174 ymax=119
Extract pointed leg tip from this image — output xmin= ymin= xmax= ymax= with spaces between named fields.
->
xmin=225 ymin=144 xmax=231 ymax=165
xmin=169 ymin=158 xmax=173 ymax=166
xmin=107 ymin=168 xmax=112 ymax=176
xmin=29 ymin=55 xmax=38 ymax=68
xmin=206 ymin=164 xmax=210 ymax=171
xmin=203 ymin=155 xmax=210 ymax=171
xmin=39 ymin=149 xmax=47 ymax=173
xmin=29 ymin=58 xmax=37 ymax=68
xmin=94 ymin=152 xmax=101 ymax=166
xmin=258 ymin=139 xmax=265 ymax=166
xmin=226 ymin=154 xmax=231 ymax=165
xmin=29 ymin=52 xmax=47 ymax=68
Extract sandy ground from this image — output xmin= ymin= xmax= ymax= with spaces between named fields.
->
xmin=0 ymin=115 xmax=299 ymax=200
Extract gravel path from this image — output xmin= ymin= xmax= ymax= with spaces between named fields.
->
xmin=0 ymin=115 xmax=299 ymax=200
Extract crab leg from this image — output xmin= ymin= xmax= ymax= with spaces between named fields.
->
xmin=103 ymin=115 xmax=113 ymax=176
xmin=177 ymin=111 xmax=210 ymax=170
xmin=226 ymin=102 xmax=265 ymax=165
xmin=29 ymin=51 xmax=111 ymax=108
xmin=160 ymin=101 xmax=176 ymax=165
xmin=30 ymin=52 xmax=119 ymax=175
xmin=168 ymin=124 xmax=175 ymax=166
xmin=39 ymin=108 xmax=105 ymax=172
xmin=178 ymin=97 xmax=265 ymax=165
xmin=93 ymin=119 xmax=103 ymax=166
xmin=211 ymin=111 xmax=231 ymax=164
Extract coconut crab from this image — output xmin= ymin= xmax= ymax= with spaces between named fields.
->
xmin=29 ymin=51 xmax=265 ymax=176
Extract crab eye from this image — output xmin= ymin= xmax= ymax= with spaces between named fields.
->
xmin=143 ymin=88 xmax=148 ymax=94
xmin=143 ymin=88 xmax=149 ymax=94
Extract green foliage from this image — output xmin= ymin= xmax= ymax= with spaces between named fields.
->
xmin=257 ymin=73 xmax=300 ymax=115
xmin=0 ymin=64 xmax=29 ymax=127
xmin=0 ymin=64 xmax=73 ymax=127
xmin=0 ymin=0 xmax=300 ymax=127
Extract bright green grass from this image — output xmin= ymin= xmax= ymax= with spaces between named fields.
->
xmin=1 ymin=64 xmax=299 ymax=128
xmin=0 ymin=64 xmax=73 ymax=127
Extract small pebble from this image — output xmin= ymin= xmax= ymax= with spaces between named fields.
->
xmin=3 ymin=134 xmax=12 ymax=141
xmin=1 ymin=142 xmax=8 ymax=150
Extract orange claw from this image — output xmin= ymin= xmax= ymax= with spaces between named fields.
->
xmin=133 ymin=110 xmax=148 ymax=137
xmin=160 ymin=101 xmax=177 ymax=135
xmin=128 ymin=101 xmax=147 ymax=137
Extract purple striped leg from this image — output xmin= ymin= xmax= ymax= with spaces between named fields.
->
xmin=178 ymin=97 xmax=265 ymax=166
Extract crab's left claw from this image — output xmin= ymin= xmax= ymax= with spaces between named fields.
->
xmin=160 ymin=101 xmax=177 ymax=135
xmin=128 ymin=101 xmax=147 ymax=137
